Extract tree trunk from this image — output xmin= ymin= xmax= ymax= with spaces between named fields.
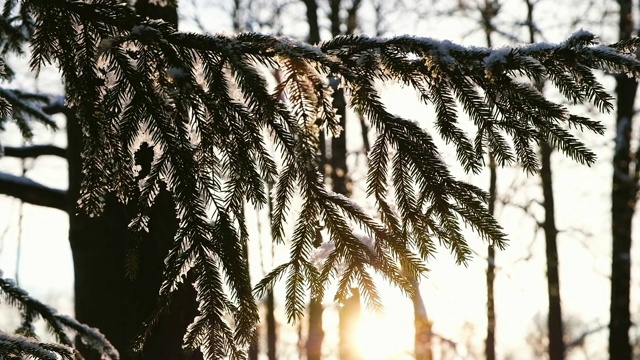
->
xmin=540 ymin=141 xmax=564 ymax=360
xmin=70 ymin=2 xmax=201 ymax=358
xmin=69 ymin=121 xmax=200 ymax=360
xmin=265 ymin=181 xmax=278 ymax=360
xmin=326 ymin=2 xmax=363 ymax=358
xmin=306 ymin=298 xmax=325 ymax=360
xmin=486 ymin=155 xmax=496 ymax=360
xmin=302 ymin=1 xmax=325 ymax=359
xmin=411 ymin=278 xmax=432 ymax=360
xmin=244 ymin=223 xmax=259 ymax=360
xmin=331 ymin=62 xmax=361 ymax=360
xmin=481 ymin=3 xmax=497 ymax=358
xmin=524 ymin=2 xmax=564 ymax=358
xmin=610 ymin=2 xmax=636 ymax=359
xmin=266 ymin=289 xmax=277 ymax=360
xmin=338 ymin=288 xmax=361 ymax=360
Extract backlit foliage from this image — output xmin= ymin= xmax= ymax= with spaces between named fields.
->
xmin=1 ymin=0 xmax=639 ymax=359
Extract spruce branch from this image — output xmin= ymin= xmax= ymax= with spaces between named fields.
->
xmin=0 ymin=88 xmax=56 ymax=144
xmin=0 ymin=271 xmax=118 ymax=359
xmin=5 ymin=1 xmax=640 ymax=357
xmin=0 ymin=332 xmax=74 ymax=360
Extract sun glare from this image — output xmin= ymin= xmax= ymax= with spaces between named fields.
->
xmin=355 ymin=310 xmax=414 ymax=360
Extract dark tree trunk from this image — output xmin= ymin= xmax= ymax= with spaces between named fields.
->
xmin=244 ymin=226 xmax=259 ymax=360
xmin=306 ymin=298 xmax=325 ymax=360
xmin=69 ymin=121 xmax=200 ymax=360
xmin=481 ymin=3 xmax=497 ymax=358
xmin=70 ymin=2 xmax=201 ymax=358
xmin=330 ymin=87 xmax=348 ymax=196
xmin=266 ymin=289 xmax=277 ymax=360
xmin=134 ymin=0 xmax=178 ymax=25
xmin=486 ymin=155 xmax=496 ymax=360
xmin=301 ymin=1 xmax=363 ymax=358
xmin=302 ymin=2 xmax=325 ymax=359
xmin=524 ymin=2 xmax=564 ymax=358
xmin=326 ymin=3 xmax=363 ymax=359
xmin=265 ymin=182 xmax=278 ymax=360
xmin=540 ymin=141 xmax=564 ymax=360
xmin=302 ymin=0 xmax=321 ymax=45
xmin=610 ymin=2 xmax=636 ymax=359
xmin=331 ymin=52 xmax=362 ymax=360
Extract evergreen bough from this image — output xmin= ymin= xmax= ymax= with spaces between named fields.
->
xmin=1 ymin=0 xmax=639 ymax=359
xmin=0 ymin=270 xmax=118 ymax=359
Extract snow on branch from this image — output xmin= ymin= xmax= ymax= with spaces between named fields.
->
xmin=14 ymin=0 xmax=640 ymax=358
xmin=0 ymin=88 xmax=57 ymax=141
xmin=0 ymin=332 xmax=73 ymax=360
xmin=0 ymin=270 xmax=119 ymax=359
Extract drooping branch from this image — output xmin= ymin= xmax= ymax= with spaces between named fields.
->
xmin=3 ymin=145 xmax=67 ymax=159
xmin=13 ymin=1 xmax=640 ymax=357
xmin=0 ymin=270 xmax=118 ymax=359
xmin=0 ymin=172 xmax=67 ymax=212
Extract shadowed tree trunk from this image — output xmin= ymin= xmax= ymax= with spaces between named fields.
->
xmin=301 ymin=1 xmax=324 ymax=359
xmin=242 ymin=210 xmax=259 ymax=360
xmin=69 ymin=122 xmax=200 ymax=360
xmin=540 ymin=141 xmax=564 ymax=360
xmin=480 ymin=2 xmax=498 ymax=359
xmin=300 ymin=1 xmax=364 ymax=356
xmin=610 ymin=1 xmax=636 ymax=358
xmin=486 ymin=154 xmax=497 ymax=360
xmin=266 ymin=288 xmax=277 ymax=360
xmin=306 ymin=296 xmax=324 ymax=360
xmin=524 ymin=1 xmax=564 ymax=359
xmin=264 ymin=180 xmax=278 ymax=360
xmin=326 ymin=2 xmax=363 ymax=359
xmin=70 ymin=2 xmax=201 ymax=358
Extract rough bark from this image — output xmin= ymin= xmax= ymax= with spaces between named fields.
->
xmin=69 ymin=114 xmax=201 ymax=360
xmin=610 ymin=2 xmax=636 ymax=358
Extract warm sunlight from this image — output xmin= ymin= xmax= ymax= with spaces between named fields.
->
xmin=355 ymin=309 xmax=414 ymax=360
xmin=1 ymin=0 xmax=633 ymax=358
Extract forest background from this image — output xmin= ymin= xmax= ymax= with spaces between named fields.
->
xmin=0 ymin=0 xmax=635 ymax=359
